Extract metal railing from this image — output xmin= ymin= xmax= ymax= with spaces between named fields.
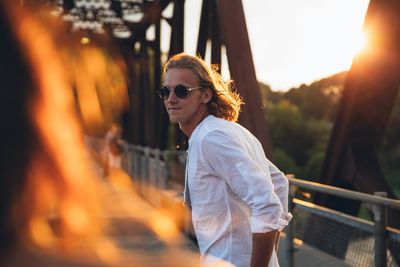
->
xmin=121 ymin=144 xmax=186 ymax=192
xmin=286 ymin=176 xmax=400 ymax=267
xmin=121 ymin=145 xmax=400 ymax=267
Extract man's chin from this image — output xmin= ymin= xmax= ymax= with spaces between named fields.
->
xmin=168 ymin=116 xmax=179 ymax=124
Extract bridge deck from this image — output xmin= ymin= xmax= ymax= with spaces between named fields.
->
xmin=100 ymin=175 xmax=200 ymax=266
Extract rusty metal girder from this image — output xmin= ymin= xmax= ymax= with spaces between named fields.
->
xmin=305 ymin=0 xmax=400 ymax=260
xmin=317 ymin=0 xmax=400 ymax=222
xmin=215 ymin=0 xmax=273 ymax=157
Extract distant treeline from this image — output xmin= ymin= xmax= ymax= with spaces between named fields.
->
xmin=260 ymin=72 xmax=400 ymax=196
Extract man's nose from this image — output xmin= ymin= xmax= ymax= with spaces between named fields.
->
xmin=165 ymin=90 xmax=178 ymax=102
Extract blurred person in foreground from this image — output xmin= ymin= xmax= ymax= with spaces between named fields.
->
xmin=0 ymin=2 xmax=117 ymax=266
xmin=160 ymin=53 xmax=292 ymax=267
xmin=0 ymin=2 xmax=199 ymax=267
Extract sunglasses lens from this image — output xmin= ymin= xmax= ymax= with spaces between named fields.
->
xmin=174 ymin=85 xmax=189 ymax=99
xmin=158 ymin=86 xmax=170 ymax=99
xmin=174 ymin=85 xmax=188 ymax=98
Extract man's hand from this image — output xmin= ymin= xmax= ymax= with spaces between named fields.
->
xmin=251 ymin=230 xmax=278 ymax=267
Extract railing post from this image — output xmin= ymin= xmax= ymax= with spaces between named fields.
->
xmin=155 ymin=149 xmax=161 ymax=187
xmin=126 ymin=145 xmax=133 ymax=177
xmin=373 ymin=191 xmax=387 ymax=267
xmin=133 ymin=145 xmax=140 ymax=181
xmin=161 ymin=151 xmax=170 ymax=189
xmin=286 ymin=174 xmax=295 ymax=267
xmin=140 ymin=147 xmax=150 ymax=195
xmin=151 ymin=149 xmax=156 ymax=185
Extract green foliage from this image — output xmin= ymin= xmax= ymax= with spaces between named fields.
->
xmin=261 ymin=70 xmax=400 ymax=196
xmin=303 ymin=151 xmax=325 ymax=181
xmin=267 ymin=100 xmax=307 ymax=165
xmin=260 ymin=72 xmax=344 ymax=180
xmin=259 ymin=83 xmax=282 ymax=105
xmin=265 ymin=98 xmax=331 ymax=179
xmin=271 ymin=148 xmax=300 ymax=175
xmin=283 ymin=72 xmax=346 ymax=120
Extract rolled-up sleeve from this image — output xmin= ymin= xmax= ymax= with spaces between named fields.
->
xmin=201 ymin=130 xmax=288 ymax=232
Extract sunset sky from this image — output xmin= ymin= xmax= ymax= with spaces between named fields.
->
xmin=168 ymin=0 xmax=371 ymax=91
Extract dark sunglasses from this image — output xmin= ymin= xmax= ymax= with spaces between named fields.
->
xmin=158 ymin=84 xmax=202 ymax=100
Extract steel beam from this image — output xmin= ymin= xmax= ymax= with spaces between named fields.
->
xmin=306 ymin=0 xmax=400 ymax=261
xmin=215 ymin=0 xmax=273 ymax=157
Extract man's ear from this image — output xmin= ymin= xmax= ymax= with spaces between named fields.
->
xmin=202 ymin=88 xmax=212 ymax=103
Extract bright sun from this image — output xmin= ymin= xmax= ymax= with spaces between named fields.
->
xmin=242 ymin=0 xmax=371 ymax=90
xmin=352 ymin=30 xmax=368 ymax=57
xmin=287 ymin=0 xmax=370 ymax=86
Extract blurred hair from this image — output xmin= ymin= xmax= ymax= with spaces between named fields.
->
xmin=0 ymin=1 xmax=105 ymax=257
xmin=162 ymin=52 xmax=244 ymax=122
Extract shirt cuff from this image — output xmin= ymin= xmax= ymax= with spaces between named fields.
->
xmin=250 ymin=212 xmax=293 ymax=233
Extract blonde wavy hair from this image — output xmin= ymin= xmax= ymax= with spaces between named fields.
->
xmin=162 ymin=53 xmax=244 ymax=122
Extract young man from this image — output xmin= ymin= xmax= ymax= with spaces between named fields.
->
xmin=159 ymin=53 xmax=292 ymax=267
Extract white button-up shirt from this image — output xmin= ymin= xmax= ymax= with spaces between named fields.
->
xmin=185 ymin=115 xmax=292 ymax=267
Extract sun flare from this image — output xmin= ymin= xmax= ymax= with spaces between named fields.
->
xmin=242 ymin=0 xmax=371 ymax=90
xmin=351 ymin=29 xmax=368 ymax=57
